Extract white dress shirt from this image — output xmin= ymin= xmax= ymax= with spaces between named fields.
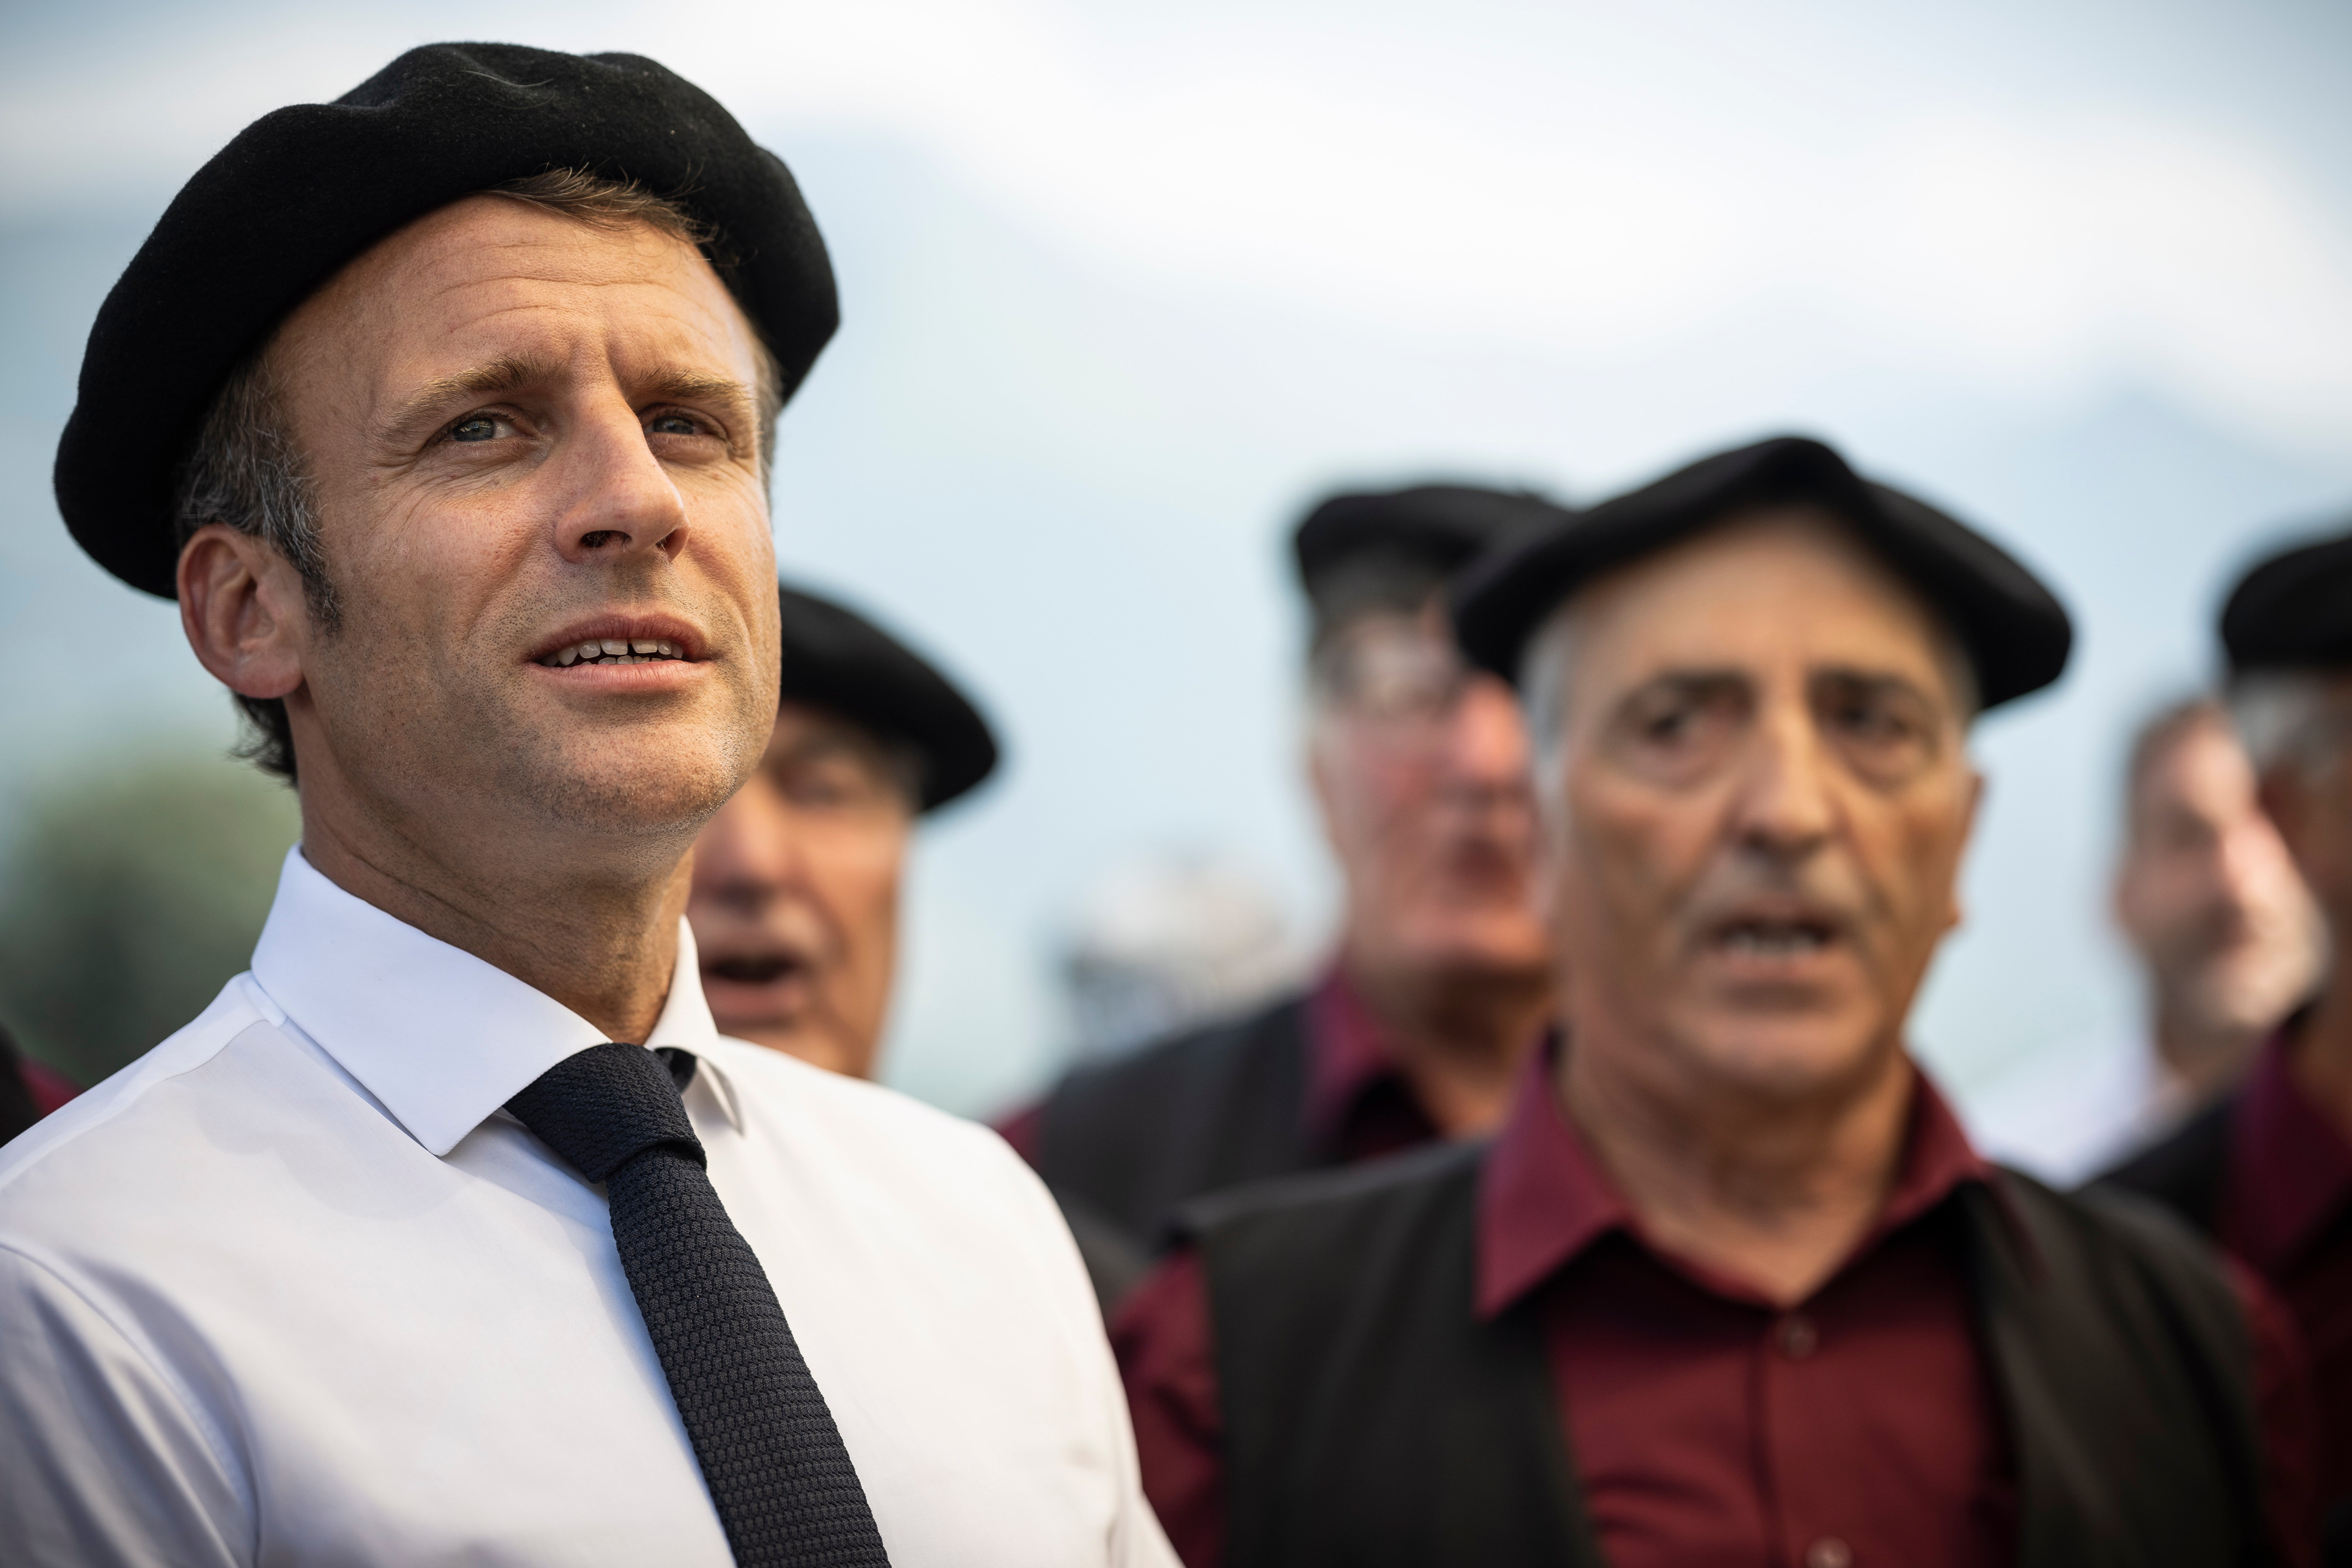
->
xmin=0 ymin=847 xmax=1176 ymax=1568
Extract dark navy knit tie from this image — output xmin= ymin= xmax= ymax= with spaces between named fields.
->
xmin=508 ymin=1043 xmax=889 ymax=1566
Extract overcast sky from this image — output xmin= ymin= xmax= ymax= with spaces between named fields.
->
xmin=5 ymin=0 xmax=2351 ymax=1115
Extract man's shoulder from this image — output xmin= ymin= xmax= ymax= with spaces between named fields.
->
xmin=705 ymin=1037 xmax=1048 ymax=1209
xmin=1047 ymin=993 xmax=1310 ymax=1117
xmin=0 ymin=976 xmax=276 ymax=1208
xmin=1181 ymin=1137 xmax=1482 ymax=1234
xmin=2092 ymin=1094 xmax=2237 ymax=1234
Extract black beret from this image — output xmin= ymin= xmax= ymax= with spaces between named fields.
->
xmin=1452 ymin=435 xmax=2071 ymax=711
xmin=2220 ymin=527 xmax=2352 ymax=672
xmin=56 ymin=42 xmax=837 ymax=599
xmin=1293 ymin=484 xmax=1566 ymax=597
xmin=776 ymin=583 xmax=1000 ymax=813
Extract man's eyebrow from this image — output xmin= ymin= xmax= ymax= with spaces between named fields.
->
xmin=373 ymin=359 xmax=758 ymax=449
xmin=375 ymin=354 xmax=561 ymax=448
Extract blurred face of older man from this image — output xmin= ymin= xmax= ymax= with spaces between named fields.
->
xmin=2116 ymin=710 xmax=2321 ymax=1088
xmin=1311 ymin=602 xmax=1552 ymax=990
xmin=178 ymin=194 xmax=781 ymax=1041
xmin=689 ymin=702 xmax=916 ymax=1078
xmin=1535 ymin=508 xmax=1981 ymax=1124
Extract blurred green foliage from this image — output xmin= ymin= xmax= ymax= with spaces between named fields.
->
xmin=0 ymin=747 xmax=299 ymax=1090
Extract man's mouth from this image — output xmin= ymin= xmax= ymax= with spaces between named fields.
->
xmin=706 ymin=952 xmax=807 ymax=986
xmin=539 ymin=637 xmax=688 ymax=668
xmin=1710 ymin=915 xmax=1839 ymax=958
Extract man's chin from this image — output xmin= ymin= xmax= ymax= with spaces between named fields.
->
xmin=494 ymin=724 xmax=759 ymax=835
xmin=1666 ymin=1010 xmax=1901 ymax=1102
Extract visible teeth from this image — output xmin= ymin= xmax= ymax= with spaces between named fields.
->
xmin=1725 ymin=924 xmax=1828 ymax=956
xmin=542 ymin=635 xmax=687 ymax=667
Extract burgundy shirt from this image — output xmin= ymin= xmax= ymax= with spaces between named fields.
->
xmin=1116 ymin=1044 xmax=2317 ymax=1568
xmin=998 ymin=965 xmax=1442 ymax=1168
xmin=2222 ymin=1033 xmax=2352 ymax=1513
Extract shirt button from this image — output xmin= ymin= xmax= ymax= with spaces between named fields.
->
xmin=1776 ymin=1312 xmax=1819 ymax=1360
xmin=1805 ymin=1537 xmax=1853 ymax=1568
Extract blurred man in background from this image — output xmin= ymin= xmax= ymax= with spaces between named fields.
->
xmin=1969 ymin=696 xmax=2322 ymax=1182
xmin=2111 ymin=527 xmax=2352 ymax=1563
xmin=1120 ymin=437 xmax=2314 ymax=1568
xmin=690 ymin=581 xmax=998 ymax=1078
xmin=1002 ymin=484 xmax=1562 ymax=1274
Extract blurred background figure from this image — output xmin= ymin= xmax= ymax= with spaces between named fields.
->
xmin=1967 ymin=695 xmax=2324 ymax=1182
xmin=689 ymin=582 xmax=998 ymax=1079
xmin=2111 ymin=525 xmax=2352 ymax=1563
xmin=1002 ymin=484 xmax=1561 ymax=1282
xmin=0 ymin=747 xmax=297 ymax=1100
xmin=0 ymin=1023 xmax=76 ymax=1146
xmin=1057 ymin=851 xmax=1305 ymax=1066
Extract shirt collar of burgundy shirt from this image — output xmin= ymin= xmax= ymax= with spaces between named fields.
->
xmin=2224 ymin=1023 xmax=2352 ymax=1276
xmin=1475 ymin=1035 xmax=2011 ymax=1321
xmin=1301 ymin=963 xmax=1437 ymax=1156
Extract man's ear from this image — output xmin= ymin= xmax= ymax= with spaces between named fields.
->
xmin=177 ymin=524 xmax=310 ymax=700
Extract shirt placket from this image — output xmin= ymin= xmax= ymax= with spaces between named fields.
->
xmin=1758 ymin=1304 xmax=1855 ymax=1568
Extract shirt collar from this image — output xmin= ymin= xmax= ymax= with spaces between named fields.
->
xmin=1474 ymin=1034 xmax=2000 ymax=1320
xmin=248 ymin=846 xmax=729 ymax=1157
xmin=1301 ymin=962 xmax=1413 ymax=1152
xmin=2224 ymin=1023 xmax=2352 ymax=1274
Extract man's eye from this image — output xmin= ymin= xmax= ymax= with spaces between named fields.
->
xmin=450 ymin=415 xmax=502 ymax=443
xmin=648 ymin=412 xmax=703 ymax=436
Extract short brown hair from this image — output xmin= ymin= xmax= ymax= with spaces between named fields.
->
xmin=171 ymin=170 xmax=784 ymax=783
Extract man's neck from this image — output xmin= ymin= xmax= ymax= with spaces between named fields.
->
xmin=1339 ymin=946 xmax=1551 ymax=1139
xmin=297 ymin=790 xmax=695 ymax=1046
xmin=1557 ymin=1032 xmax=1916 ymax=1308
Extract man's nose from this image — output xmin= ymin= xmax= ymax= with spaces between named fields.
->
xmin=1731 ymin=703 xmax=1837 ymax=857
xmin=550 ymin=393 xmax=691 ymax=566
xmin=1439 ymin=674 xmax=1534 ymax=794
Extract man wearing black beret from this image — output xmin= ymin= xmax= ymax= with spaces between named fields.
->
xmin=2109 ymin=525 xmax=2352 ymax=1565
xmin=1117 ymin=435 xmax=2317 ymax=1567
xmin=0 ymin=45 xmax=1172 ymax=1567
xmin=1000 ymin=484 xmax=1561 ymax=1292
xmin=689 ymin=581 xmax=998 ymax=1079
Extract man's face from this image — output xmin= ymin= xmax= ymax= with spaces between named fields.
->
xmin=687 ymin=702 xmax=915 ymax=1078
xmin=1539 ymin=509 xmax=1980 ymax=1106
xmin=263 ymin=195 xmax=780 ymax=858
xmin=2116 ymin=717 xmax=2321 ymax=1041
xmin=1310 ymin=602 xmax=1550 ymax=987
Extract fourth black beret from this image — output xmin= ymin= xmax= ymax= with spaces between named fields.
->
xmin=56 ymin=42 xmax=837 ymax=599
xmin=2219 ymin=524 xmax=2352 ymax=673
xmin=776 ymin=584 xmax=1000 ymax=814
xmin=1452 ymin=435 xmax=2071 ymax=711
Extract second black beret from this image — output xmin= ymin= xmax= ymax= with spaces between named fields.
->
xmin=776 ymin=583 xmax=1000 ymax=814
xmin=56 ymin=42 xmax=838 ymax=599
xmin=1452 ymin=435 xmax=2071 ymax=711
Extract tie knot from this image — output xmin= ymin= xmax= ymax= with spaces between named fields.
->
xmin=507 ymin=1043 xmax=703 ymax=1184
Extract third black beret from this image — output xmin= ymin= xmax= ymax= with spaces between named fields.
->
xmin=1452 ymin=435 xmax=2071 ymax=711
xmin=2220 ymin=526 xmax=2352 ymax=673
xmin=56 ymin=42 xmax=837 ymax=599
